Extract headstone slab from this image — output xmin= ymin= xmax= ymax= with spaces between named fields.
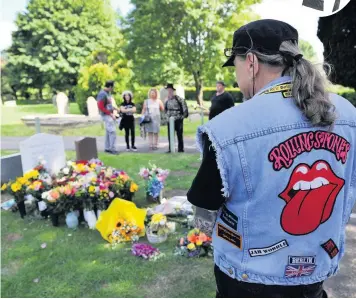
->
xmin=160 ymin=88 xmax=168 ymax=103
xmin=189 ymin=113 xmax=201 ymax=122
xmin=56 ymin=92 xmax=69 ymax=115
xmin=175 ymin=85 xmax=185 ymax=99
xmin=75 ymin=137 xmax=98 ymax=161
xmin=86 ymin=97 xmax=99 ymax=117
xmin=1 ymin=154 xmax=23 ymax=184
xmin=4 ymin=100 xmax=17 ymax=107
xmin=19 ymin=133 xmax=66 ymax=175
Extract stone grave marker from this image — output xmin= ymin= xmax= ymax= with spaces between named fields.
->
xmin=160 ymin=87 xmax=168 ymax=103
xmin=75 ymin=137 xmax=98 ymax=161
xmin=87 ymin=97 xmax=99 ymax=117
xmin=175 ymin=85 xmax=185 ymax=99
xmin=56 ymin=92 xmax=69 ymax=115
xmin=4 ymin=100 xmax=17 ymax=107
xmin=19 ymin=133 xmax=66 ymax=175
xmin=1 ymin=154 xmax=23 ymax=184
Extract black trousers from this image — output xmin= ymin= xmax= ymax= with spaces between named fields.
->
xmin=124 ymin=122 xmax=135 ymax=148
xmin=168 ymin=119 xmax=184 ymax=152
xmin=214 ymin=265 xmax=327 ymax=298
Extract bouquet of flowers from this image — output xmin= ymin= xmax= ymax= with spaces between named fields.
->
xmin=174 ymin=228 xmax=213 ymax=258
xmin=139 ymin=164 xmax=169 ymax=200
xmin=110 ymin=218 xmax=142 ymax=243
xmin=148 ymin=213 xmax=170 ymax=236
xmin=131 ymin=243 xmax=165 ymax=261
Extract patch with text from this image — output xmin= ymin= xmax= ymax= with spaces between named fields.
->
xmin=321 ymin=239 xmax=339 ymax=259
xmin=248 ymin=239 xmax=288 ymax=257
xmin=217 ymin=223 xmax=242 ymax=249
xmin=261 ymin=83 xmax=292 ymax=98
xmin=220 ymin=205 xmax=238 ymax=230
xmin=288 ymin=255 xmax=316 ymax=265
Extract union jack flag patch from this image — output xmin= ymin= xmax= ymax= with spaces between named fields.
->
xmin=284 ymin=264 xmax=316 ymax=278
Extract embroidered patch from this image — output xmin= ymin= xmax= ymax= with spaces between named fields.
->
xmin=288 ymin=256 xmax=316 ymax=265
xmin=217 ymin=223 xmax=242 ymax=249
xmin=248 ymin=239 xmax=289 ymax=257
xmin=285 ymin=264 xmax=317 ymax=278
xmin=321 ymin=239 xmax=339 ymax=259
xmin=279 ymin=160 xmax=345 ymax=236
xmin=268 ymin=131 xmax=351 ymax=171
xmin=261 ymin=83 xmax=292 ymax=98
xmin=220 ymin=205 xmax=238 ymax=230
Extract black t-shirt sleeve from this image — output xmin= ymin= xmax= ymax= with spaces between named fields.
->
xmin=187 ymin=133 xmax=226 ymax=210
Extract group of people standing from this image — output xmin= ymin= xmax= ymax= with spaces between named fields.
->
xmin=96 ymin=81 xmax=189 ymax=154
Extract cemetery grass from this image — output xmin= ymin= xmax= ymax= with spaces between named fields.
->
xmin=1 ymin=152 xmax=216 ymax=298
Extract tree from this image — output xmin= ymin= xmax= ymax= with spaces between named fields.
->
xmin=317 ymin=1 xmax=356 ymax=90
xmin=75 ymin=48 xmax=133 ymax=114
xmin=6 ymin=0 xmax=122 ymax=98
xmin=125 ymin=0 xmax=260 ymax=104
xmin=299 ymin=40 xmax=317 ymax=62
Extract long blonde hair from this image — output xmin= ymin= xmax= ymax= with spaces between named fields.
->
xmin=148 ymin=88 xmax=159 ymax=100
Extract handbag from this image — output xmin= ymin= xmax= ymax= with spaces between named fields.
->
xmin=141 ymin=100 xmax=152 ymax=124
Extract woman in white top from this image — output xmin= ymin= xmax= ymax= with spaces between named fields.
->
xmin=142 ymin=88 xmax=164 ymax=150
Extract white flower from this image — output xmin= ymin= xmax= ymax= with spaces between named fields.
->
xmin=62 ymin=167 xmax=69 ymax=175
xmin=41 ymin=192 xmax=49 ymax=200
xmin=67 ymin=161 xmax=73 ymax=167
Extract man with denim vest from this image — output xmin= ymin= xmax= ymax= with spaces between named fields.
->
xmin=188 ymin=19 xmax=356 ymax=297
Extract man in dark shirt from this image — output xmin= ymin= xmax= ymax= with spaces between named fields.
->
xmin=209 ymin=81 xmax=235 ymax=120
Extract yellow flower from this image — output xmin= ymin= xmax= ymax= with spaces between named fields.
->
xmin=24 ymin=170 xmax=39 ymax=180
xmin=90 ymin=163 xmax=97 ymax=169
xmin=196 ymin=240 xmax=203 ymax=246
xmin=187 ymin=243 xmax=196 ymax=250
xmin=130 ymin=183 xmax=138 ymax=193
xmin=88 ymin=186 xmax=96 ymax=193
xmin=152 ymin=213 xmax=166 ymax=224
xmin=1 ymin=183 xmax=7 ymax=191
xmin=11 ymin=182 xmax=22 ymax=193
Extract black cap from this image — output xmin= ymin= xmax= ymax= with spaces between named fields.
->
xmin=223 ymin=19 xmax=299 ymax=67
xmin=165 ymin=83 xmax=176 ymax=90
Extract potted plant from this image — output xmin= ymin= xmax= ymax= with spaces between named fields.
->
xmin=146 ymin=213 xmax=170 ymax=244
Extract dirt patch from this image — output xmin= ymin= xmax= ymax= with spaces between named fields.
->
xmin=1 ymin=260 xmax=22 ymax=276
xmin=165 ymin=189 xmax=188 ymax=198
xmin=6 ymin=233 xmax=23 ymax=242
xmin=170 ymin=170 xmax=192 ymax=177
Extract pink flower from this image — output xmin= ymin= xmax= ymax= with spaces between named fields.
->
xmin=50 ymin=190 xmax=59 ymax=200
xmin=109 ymin=191 xmax=114 ymax=198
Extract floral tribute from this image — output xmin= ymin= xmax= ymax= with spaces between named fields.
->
xmin=111 ymin=219 xmax=142 ymax=243
xmin=148 ymin=213 xmax=170 ymax=236
xmin=139 ymin=164 xmax=169 ymax=199
xmin=174 ymin=228 xmax=213 ymax=258
xmin=131 ymin=243 xmax=165 ymax=261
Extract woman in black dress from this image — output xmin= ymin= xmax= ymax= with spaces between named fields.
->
xmin=120 ymin=91 xmax=137 ymax=151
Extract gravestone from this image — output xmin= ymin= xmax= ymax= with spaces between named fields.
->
xmin=4 ymin=100 xmax=17 ymax=107
xmin=56 ymin=92 xmax=69 ymax=115
xmin=189 ymin=113 xmax=201 ymax=122
xmin=87 ymin=97 xmax=99 ymax=117
xmin=75 ymin=137 xmax=98 ymax=161
xmin=175 ymin=85 xmax=185 ymax=99
xmin=19 ymin=133 xmax=66 ymax=175
xmin=160 ymin=88 xmax=168 ymax=103
xmin=1 ymin=154 xmax=23 ymax=184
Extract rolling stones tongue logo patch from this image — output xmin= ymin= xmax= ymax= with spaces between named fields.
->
xmin=279 ymin=160 xmax=345 ymax=235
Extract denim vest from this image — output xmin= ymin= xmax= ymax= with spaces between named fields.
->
xmin=197 ymin=76 xmax=356 ymax=285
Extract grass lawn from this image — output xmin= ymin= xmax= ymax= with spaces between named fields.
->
xmin=1 ymin=153 xmax=216 ymax=298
